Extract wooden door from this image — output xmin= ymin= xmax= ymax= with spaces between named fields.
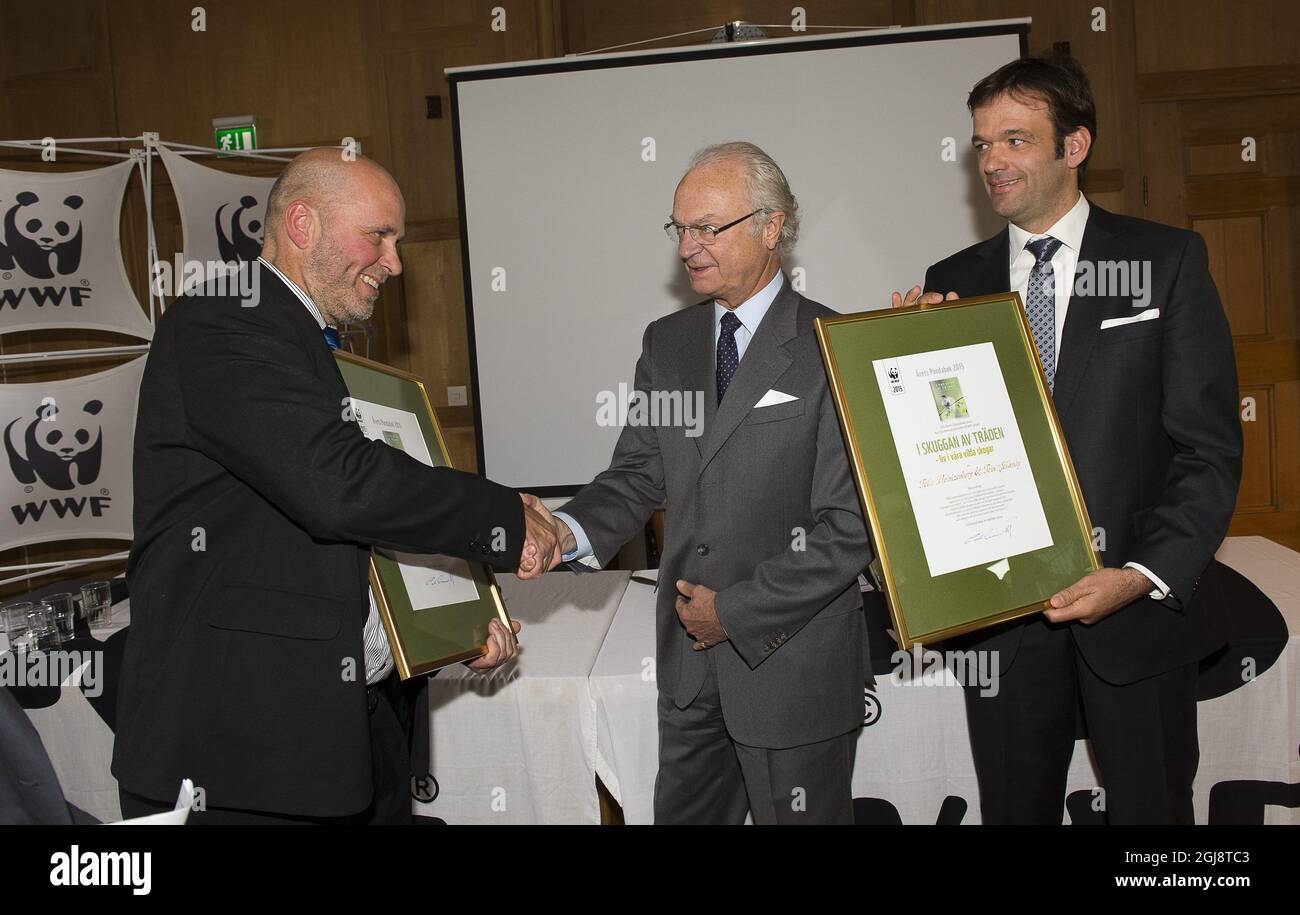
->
xmin=1136 ymin=0 xmax=1300 ymax=550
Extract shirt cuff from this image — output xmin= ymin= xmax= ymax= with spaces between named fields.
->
xmin=553 ymin=511 xmax=601 ymax=569
xmin=1124 ymin=561 xmax=1173 ymax=601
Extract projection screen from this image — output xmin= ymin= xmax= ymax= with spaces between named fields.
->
xmin=449 ymin=19 xmax=1028 ymax=492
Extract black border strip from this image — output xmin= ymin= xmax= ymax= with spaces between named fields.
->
xmin=450 ymin=21 xmax=1030 ymax=494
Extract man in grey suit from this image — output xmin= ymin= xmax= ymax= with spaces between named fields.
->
xmin=533 ymin=142 xmax=871 ymax=824
xmin=1 ymin=687 xmax=97 ymax=824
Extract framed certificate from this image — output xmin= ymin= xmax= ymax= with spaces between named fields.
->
xmin=333 ymin=350 xmax=512 ymax=679
xmin=816 ymin=293 xmax=1099 ymax=649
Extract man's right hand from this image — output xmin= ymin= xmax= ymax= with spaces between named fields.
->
xmin=520 ymin=493 xmax=574 ymax=574
xmin=889 ymin=285 xmax=959 ymax=309
xmin=517 ymin=494 xmax=559 ymax=580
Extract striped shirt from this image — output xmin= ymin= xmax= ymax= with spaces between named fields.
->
xmin=257 ymin=258 xmax=394 ymax=685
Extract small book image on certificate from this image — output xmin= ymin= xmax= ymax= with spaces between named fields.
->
xmin=350 ymin=398 xmax=435 ymax=467
xmin=930 ymin=377 xmax=969 ymax=423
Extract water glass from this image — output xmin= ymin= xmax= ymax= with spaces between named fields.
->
xmin=80 ymin=581 xmax=114 ymax=631
xmin=42 ymin=592 xmax=76 ymax=641
xmin=26 ymin=603 xmax=62 ymax=651
xmin=2 ymin=601 xmax=35 ymax=653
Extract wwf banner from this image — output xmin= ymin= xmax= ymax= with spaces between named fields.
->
xmin=0 ymin=357 xmax=143 ymax=552
xmin=157 ymin=146 xmax=278 ymax=294
xmin=0 ymin=161 xmax=153 ymax=339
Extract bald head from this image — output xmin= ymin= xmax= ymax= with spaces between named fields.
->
xmin=261 ymin=147 xmax=405 ymax=326
xmin=264 ymin=148 xmax=398 ymax=241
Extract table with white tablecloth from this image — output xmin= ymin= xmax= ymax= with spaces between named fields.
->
xmin=18 ymin=537 xmax=1299 ymax=825
xmin=8 ymin=598 xmax=131 ymax=824
xmin=416 ymin=570 xmax=630 ymax=824
xmin=586 ymin=536 xmax=1300 ymax=824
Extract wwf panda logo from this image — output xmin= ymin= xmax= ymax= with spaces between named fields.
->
xmin=215 ymin=194 xmax=264 ymax=263
xmin=0 ymin=191 xmax=84 ymax=279
xmin=4 ymin=399 xmax=104 ymax=491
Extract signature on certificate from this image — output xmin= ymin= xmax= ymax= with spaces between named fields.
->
xmin=964 ymin=521 xmax=1014 ymax=544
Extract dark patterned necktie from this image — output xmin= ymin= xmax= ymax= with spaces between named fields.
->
xmin=322 ymin=326 xmax=341 ymax=351
xmin=1025 ymin=236 xmax=1063 ymax=391
xmin=716 ymin=311 xmax=741 ymax=403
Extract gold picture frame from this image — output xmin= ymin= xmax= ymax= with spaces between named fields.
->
xmin=333 ymin=350 xmax=512 ymax=678
xmin=816 ymin=293 xmax=1100 ymax=648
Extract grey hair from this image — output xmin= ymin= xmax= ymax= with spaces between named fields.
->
xmin=687 ymin=141 xmax=800 ymax=258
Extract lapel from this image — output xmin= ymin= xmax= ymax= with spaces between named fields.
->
xmin=1053 ymin=206 xmax=1126 ymax=420
xmin=697 ymin=280 xmax=797 ymax=474
xmin=671 ymin=302 xmax=716 ymax=461
xmin=968 ymin=227 xmax=1011 ymax=297
xmin=257 ymin=261 xmax=349 ymax=389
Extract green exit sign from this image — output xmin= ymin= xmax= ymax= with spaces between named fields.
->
xmin=213 ymin=116 xmax=257 ymax=154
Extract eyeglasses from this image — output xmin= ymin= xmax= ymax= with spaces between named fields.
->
xmin=663 ymin=210 xmax=762 ymax=245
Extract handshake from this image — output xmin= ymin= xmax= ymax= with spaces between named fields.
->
xmin=515 ymin=493 xmax=577 ymax=580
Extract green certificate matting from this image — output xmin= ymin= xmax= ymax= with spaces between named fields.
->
xmin=816 ymin=294 xmax=1099 ymax=648
xmin=334 ymin=350 xmax=510 ymax=678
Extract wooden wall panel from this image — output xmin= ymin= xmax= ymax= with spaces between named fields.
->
xmin=1235 ymin=385 xmax=1274 ymax=512
xmin=4 ymin=1 xmax=1299 ymax=594
xmin=1134 ymin=0 xmax=1300 ymax=73
xmin=922 ymin=1 xmax=1143 ymax=215
xmin=399 ymin=238 xmax=472 ymax=413
xmin=1192 ymin=214 xmax=1269 ymax=337
xmin=0 ymin=0 xmax=118 ymax=139
xmin=562 ymin=0 xmax=909 ymax=54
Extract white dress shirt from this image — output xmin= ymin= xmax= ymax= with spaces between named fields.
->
xmin=557 ymin=271 xmax=786 ymax=563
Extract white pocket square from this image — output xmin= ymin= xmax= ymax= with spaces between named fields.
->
xmin=1099 ymin=308 xmax=1160 ymax=330
xmin=754 ymin=389 xmax=798 ymax=408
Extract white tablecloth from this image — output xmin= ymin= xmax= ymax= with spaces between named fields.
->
xmin=590 ymin=537 xmax=1300 ymax=824
xmin=22 ymin=536 xmax=1299 ymax=825
xmin=17 ymin=599 xmax=130 ymax=824
xmin=418 ymin=571 xmax=629 ymax=824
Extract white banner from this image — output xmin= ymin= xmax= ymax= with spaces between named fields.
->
xmin=0 ymin=162 xmax=152 ymax=338
xmin=158 ymin=146 xmax=278 ymax=292
xmin=0 ymin=357 xmax=144 ymax=552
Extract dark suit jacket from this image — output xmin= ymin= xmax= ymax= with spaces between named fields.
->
xmin=1 ymin=687 xmax=97 ymax=824
xmin=562 ymin=278 xmax=872 ymax=749
xmin=113 ymin=263 xmax=525 ymax=817
xmin=924 ymin=205 xmax=1242 ymax=684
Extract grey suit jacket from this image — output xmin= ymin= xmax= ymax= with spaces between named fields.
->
xmin=1 ymin=687 xmax=97 ymax=824
xmin=562 ymin=277 xmax=872 ymax=749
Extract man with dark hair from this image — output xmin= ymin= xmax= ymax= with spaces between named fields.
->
xmin=895 ymin=54 xmax=1241 ymax=824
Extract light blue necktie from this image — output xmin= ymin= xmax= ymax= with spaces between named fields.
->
xmin=1025 ymin=236 xmax=1063 ymax=391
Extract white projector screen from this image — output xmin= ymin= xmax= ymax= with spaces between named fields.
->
xmin=449 ymin=20 xmax=1027 ymax=492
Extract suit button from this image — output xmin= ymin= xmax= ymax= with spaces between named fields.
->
xmin=696 ymin=544 xmax=709 ymax=556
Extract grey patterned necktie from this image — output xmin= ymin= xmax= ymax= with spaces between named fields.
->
xmin=1025 ymin=236 xmax=1063 ymax=391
